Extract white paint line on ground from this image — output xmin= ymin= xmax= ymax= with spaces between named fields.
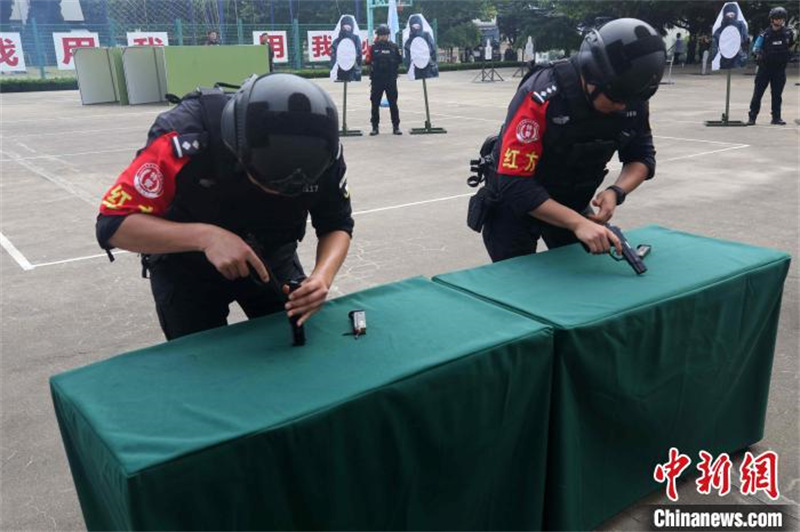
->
xmin=0 ymin=146 xmax=137 ymax=163
xmin=0 ymin=232 xmax=34 ymax=271
xmin=1 ymin=149 xmax=97 ymax=205
xmin=352 ymin=193 xmax=474 ymax=216
xmin=31 ymin=250 xmax=129 ymax=268
xmin=653 ymin=135 xmax=745 ymax=146
xmin=11 ymin=194 xmax=477 ymax=271
xmin=14 ymin=142 xmax=37 ymax=153
xmin=3 ymin=126 xmax=144 ymax=140
xmin=0 ymin=110 xmax=162 ymax=125
xmin=659 ymin=143 xmax=750 ymax=162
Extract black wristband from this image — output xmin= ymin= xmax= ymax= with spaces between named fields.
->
xmin=607 ymin=185 xmax=627 ymax=205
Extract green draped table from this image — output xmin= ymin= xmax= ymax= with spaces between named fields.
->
xmin=434 ymin=226 xmax=791 ymax=531
xmin=51 ymin=277 xmax=554 ymax=531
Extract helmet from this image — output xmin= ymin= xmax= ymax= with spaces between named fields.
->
xmin=769 ymin=7 xmax=787 ymax=20
xmin=376 ymin=24 xmax=391 ymax=36
xmin=578 ymin=18 xmax=666 ymax=103
xmin=221 ymin=73 xmax=339 ymax=196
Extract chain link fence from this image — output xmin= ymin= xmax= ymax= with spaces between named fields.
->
xmin=1 ymin=20 xmax=347 ymax=78
xmin=0 ymin=0 xmax=377 ymax=78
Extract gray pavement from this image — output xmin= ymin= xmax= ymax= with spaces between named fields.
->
xmin=1 ymin=64 xmax=798 ymax=530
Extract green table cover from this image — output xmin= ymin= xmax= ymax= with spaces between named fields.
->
xmin=433 ymin=226 xmax=791 ymax=531
xmin=52 ymin=277 xmax=554 ymax=531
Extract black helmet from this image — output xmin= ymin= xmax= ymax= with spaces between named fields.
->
xmin=376 ymin=24 xmax=391 ymax=36
xmin=769 ymin=7 xmax=787 ymax=20
xmin=221 ymin=73 xmax=339 ymax=196
xmin=578 ymin=18 xmax=666 ymax=103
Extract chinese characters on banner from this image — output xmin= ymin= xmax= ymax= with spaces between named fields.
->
xmin=52 ymin=32 xmax=99 ymax=70
xmin=251 ymin=31 xmax=288 ymax=63
xmin=0 ymin=33 xmax=26 ymax=72
xmin=307 ymin=30 xmax=368 ymax=62
xmin=126 ymin=32 xmax=169 ymax=47
xmin=654 ymin=447 xmax=780 ymax=501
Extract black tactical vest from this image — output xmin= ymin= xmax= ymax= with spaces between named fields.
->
xmin=370 ymin=41 xmax=399 ymax=78
xmin=762 ymin=27 xmax=792 ymax=66
xmin=532 ymin=60 xmax=640 ymax=209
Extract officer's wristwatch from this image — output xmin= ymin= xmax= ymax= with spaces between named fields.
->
xmin=606 ymin=185 xmax=627 ymax=205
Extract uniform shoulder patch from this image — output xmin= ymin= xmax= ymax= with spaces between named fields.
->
xmin=171 ymin=132 xmax=207 ymax=159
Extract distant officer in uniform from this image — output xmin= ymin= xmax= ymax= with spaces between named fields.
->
xmin=205 ymin=30 xmax=221 ymax=46
xmin=96 ymin=74 xmax=353 ymax=340
xmin=367 ymin=24 xmax=402 ymax=135
xmin=748 ymin=7 xmax=794 ymax=125
xmin=467 ymin=18 xmax=666 ymax=262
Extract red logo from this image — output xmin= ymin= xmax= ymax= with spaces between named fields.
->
xmin=133 ymin=163 xmax=164 ymax=199
xmin=516 ymin=119 xmax=539 ymax=144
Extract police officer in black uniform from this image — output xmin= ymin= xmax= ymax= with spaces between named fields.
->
xmin=467 ymin=18 xmax=665 ymax=262
xmin=367 ymin=24 xmax=402 ymax=135
xmin=96 ymin=73 xmax=353 ymax=340
xmin=748 ymin=7 xmax=794 ymax=125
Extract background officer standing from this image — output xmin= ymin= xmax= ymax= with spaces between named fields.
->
xmin=748 ymin=7 xmax=794 ymax=125
xmin=366 ymin=24 xmax=402 ymax=136
xmin=469 ymin=18 xmax=665 ymax=262
xmin=96 ymin=74 xmax=353 ymax=340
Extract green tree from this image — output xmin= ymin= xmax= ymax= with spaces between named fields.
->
xmin=497 ymin=1 xmax=581 ymax=55
xmin=439 ymin=20 xmax=481 ymax=61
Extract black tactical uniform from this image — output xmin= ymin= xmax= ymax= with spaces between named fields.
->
xmin=467 ymin=18 xmax=664 ymax=263
xmin=477 ymin=59 xmax=655 ymax=262
xmin=97 ymin=86 xmax=353 ymax=340
xmin=749 ymin=9 xmax=794 ymax=125
xmin=368 ymin=26 xmax=402 ymax=134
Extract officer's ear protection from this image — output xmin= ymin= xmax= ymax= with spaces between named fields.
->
xmin=221 ymin=74 xmax=260 ymax=161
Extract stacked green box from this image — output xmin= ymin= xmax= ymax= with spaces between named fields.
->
xmin=52 ymin=277 xmax=553 ymax=530
xmin=434 ymin=226 xmax=790 ymax=530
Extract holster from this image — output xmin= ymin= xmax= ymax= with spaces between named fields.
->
xmin=467 ymin=186 xmax=499 ymax=233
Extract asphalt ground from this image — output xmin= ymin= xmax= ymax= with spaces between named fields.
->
xmin=1 ymin=64 xmax=798 ymax=530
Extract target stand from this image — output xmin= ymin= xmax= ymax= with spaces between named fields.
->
xmin=472 ymin=62 xmax=504 ymax=83
xmin=705 ymin=69 xmax=747 ymax=127
xmin=660 ymin=56 xmax=675 ymax=85
xmin=410 ymin=78 xmax=447 ymax=134
xmin=339 ymin=80 xmax=363 ymax=136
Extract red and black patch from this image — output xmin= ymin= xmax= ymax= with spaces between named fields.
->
xmin=100 ymin=132 xmax=189 ymax=217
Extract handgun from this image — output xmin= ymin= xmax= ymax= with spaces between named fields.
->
xmin=579 ymin=223 xmax=648 ymax=275
xmin=245 ymin=235 xmax=307 ymax=346
xmin=286 ymin=279 xmax=306 ymax=346
xmin=605 ymin=223 xmax=648 ymax=275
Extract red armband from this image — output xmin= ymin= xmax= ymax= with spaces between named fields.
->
xmin=99 ymin=132 xmax=188 ymax=217
xmin=496 ymin=97 xmax=548 ymax=177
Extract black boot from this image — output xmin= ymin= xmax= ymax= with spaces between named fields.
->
xmin=392 ymin=125 xmax=402 ymax=135
xmin=747 ymin=113 xmax=756 ymax=125
xmin=370 ymin=126 xmax=379 ymax=136
xmin=771 ymin=117 xmax=786 ymax=125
